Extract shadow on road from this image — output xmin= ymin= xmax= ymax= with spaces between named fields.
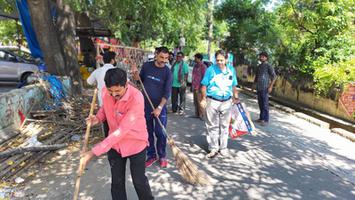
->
xmin=10 ymin=92 xmax=355 ymax=200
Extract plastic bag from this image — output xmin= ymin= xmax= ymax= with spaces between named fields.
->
xmin=229 ymin=102 xmax=254 ymax=139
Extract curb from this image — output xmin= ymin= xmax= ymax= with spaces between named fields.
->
xmin=331 ymin=128 xmax=355 ymax=142
xmin=239 ymin=88 xmax=331 ymax=129
xmin=269 ymin=101 xmax=295 ymax=114
xmin=293 ymin=112 xmax=330 ymax=129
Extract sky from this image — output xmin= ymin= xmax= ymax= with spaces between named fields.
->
xmin=265 ymin=0 xmax=282 ymax=11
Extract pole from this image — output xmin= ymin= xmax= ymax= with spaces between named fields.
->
xmin=72 ymin=88 xmax=97 ymax=200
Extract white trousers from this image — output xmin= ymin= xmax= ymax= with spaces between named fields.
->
xmin=205 ymin=98 xmax=232 ymax=151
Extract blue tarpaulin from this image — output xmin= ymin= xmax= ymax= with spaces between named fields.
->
xmin=16 ymin=0 xmax=43 ymax=59
xmin=43 ymin=75 xmax=66 ymax=110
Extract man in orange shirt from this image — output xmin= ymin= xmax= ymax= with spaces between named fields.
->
xmin=80 ymin=68 xmax=154 ymax=200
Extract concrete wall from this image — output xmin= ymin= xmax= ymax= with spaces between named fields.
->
xmin=0 ymin=84 xmax=45 ymax=130
xmin=0 ymin=77 xmax=72 ymax=130
xmin=236 ymin=65 xmax=354 ymax=123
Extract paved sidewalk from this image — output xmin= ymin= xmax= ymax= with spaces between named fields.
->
xmin=11 ymin=91 xmax=355 ymax=200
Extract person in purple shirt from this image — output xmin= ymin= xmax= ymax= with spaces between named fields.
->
xmin=132 ymin=47 xmax=172 ymax=168
xmin=192 ymin=53 xmax=207 ymax=119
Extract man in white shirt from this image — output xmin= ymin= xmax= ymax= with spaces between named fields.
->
xmin=87 ymin=51 xmax=116 ymax=138
xmin=87 ymin=51 xmax=116 ymax=106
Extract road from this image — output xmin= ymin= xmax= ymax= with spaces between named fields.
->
xmin=0 ymin=82 xmax=17 ymax=94
xmin=9 ymin=91 xmax=355 ymax=200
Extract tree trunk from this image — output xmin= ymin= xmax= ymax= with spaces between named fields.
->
xmin=27 ymin=0 xmax=66 ymax=75
xmin=207 ymin=0 xmax=215 ymax=60
xmin=56 ymin=0 xmax=82 ymax=94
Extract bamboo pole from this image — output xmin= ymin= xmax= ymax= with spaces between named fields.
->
xmin=0 ymin=143 xmax=67 ymax=158
xmin=73 ymin=89 xmax=97 ymax=200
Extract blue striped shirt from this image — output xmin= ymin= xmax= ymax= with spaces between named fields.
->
xmin=255 ymin=62 xmax=276 ymax=91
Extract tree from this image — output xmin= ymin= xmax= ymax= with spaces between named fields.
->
xmin=56 ymin=0 xmax=83 ymax=94
xmin=207 ymin=0 xmax=215 ymax=59
xmin=215 ymin=0 xmax=354 ymax=97
xmin=0 ymin=20 xmax=19 ymax=45
xmin=27 ymin=0 xmax=82 ymax=94
xmin=215 ymin=0 xmax=279 ymax=65
xmin=67 ymin=0 xmax=208 ymax=54
xmin=0 ymin=0 xmax=15 ymax=13
xmin=1 ymin=0 xmax=82 ymax=94
xmin=0 ymin=0 xmax=22 ymax=46
xmin=27 ymin=0 xmax=66 ymax=75
xmin=275 ymin=0 xmax=355 ymax=96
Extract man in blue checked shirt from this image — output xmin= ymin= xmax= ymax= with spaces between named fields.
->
xmin=200 ymin=50 xmax=240 ymax=158
xmin=253 ymin=52 xmax=276 ymax=126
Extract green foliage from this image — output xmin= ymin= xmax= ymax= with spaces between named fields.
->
xmin=2 ymin=0 xmax=349 ymax=99
xmin=0 ymin=0 xmax=16 ymax=13
xmin=276 ymin=0 xmax=355 ymax=96
xmin=314 ymin=58 xmax=355 ymax=97
xmin=67 ymin=0 xmax=208 ymax=55
xmin=0 ymin=20 xmax=19 ymax=45
xmin=215 ymin=0 xmax=279 ymax=63
xmin=216 ymin=0 xmax=355 ymax=97
xmin=0 ymin=1 xmax=22 ymax=46
xmin=276 ymin=0 xmax=354 ymax=72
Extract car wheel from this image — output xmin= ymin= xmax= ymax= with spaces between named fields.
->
xmin=20 ymin=72 xmax=33 ymax=85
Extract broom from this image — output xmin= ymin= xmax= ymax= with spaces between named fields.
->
xmin=73 ymin=88 xmax=98 ymax=200
xmin=137 ymin=78 xmax=210 ymax=185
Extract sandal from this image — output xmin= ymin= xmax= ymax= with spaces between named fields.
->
xmin=206 ymin=150 xmax=218 ymax=158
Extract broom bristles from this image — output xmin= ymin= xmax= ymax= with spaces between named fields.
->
xmin=168 ymin=137 xmax=210 ymax=185
xmin=137 ymin=78 xmax=210 ymax=186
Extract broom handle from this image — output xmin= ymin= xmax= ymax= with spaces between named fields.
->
xmin=137 ymin=78 xmax=170 ymax=138
xmin=73 ymin=88 xmax=98 ymax=200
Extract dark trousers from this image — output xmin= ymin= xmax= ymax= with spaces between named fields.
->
xmin=107 ymin=148 xmax=154 ymax=200
xmin=145 ymin=106 xmax=167 ymax=159
xmin=103 ymin=121 xmax=109 ymax=138
xmin=171 ymin=86 xmax=186 ymax=112
xmin=257 ymin=89 xmax=269 ymax=122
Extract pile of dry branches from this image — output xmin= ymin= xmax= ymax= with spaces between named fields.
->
xmin=0 ymin=95 xmax=99 ymax=182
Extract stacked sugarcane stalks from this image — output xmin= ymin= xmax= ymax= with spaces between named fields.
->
xmin=0 ymin=95 xmax=100 ymax=182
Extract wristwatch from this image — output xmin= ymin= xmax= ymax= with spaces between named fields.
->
xmin=157 ymin=105 xmax=163 ymax=110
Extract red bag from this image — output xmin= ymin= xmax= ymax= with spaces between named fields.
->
xmin=229 ymin=129 xmax=248 ymax=139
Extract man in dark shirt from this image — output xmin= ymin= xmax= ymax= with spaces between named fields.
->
xmin=254 ymin=52 xmax=276 ymax=126
xmin=132 ymin=46 xmax=172 ymax=168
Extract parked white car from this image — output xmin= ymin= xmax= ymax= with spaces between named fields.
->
xmin=0 ymin=47 xmax=38 ymax=83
